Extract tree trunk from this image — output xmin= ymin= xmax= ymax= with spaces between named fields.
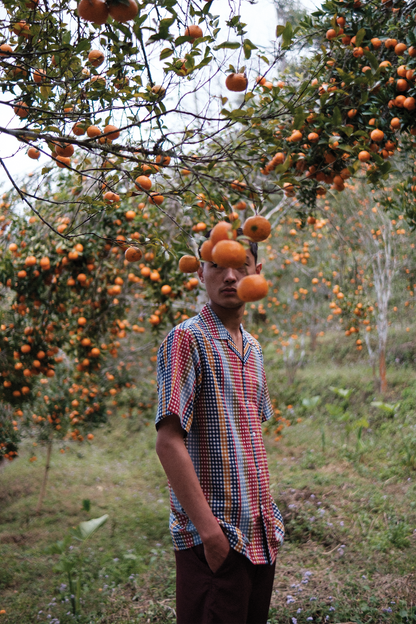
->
xmin=379 ymin=347 xmax=387 ymax=395
xmin=36 ymin=438 xmax=53 ymax=515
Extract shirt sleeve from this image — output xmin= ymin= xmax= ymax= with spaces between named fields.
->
xmin=261 ymin=366 xmax=274 ymax=422
xmin=258 ymin=345 xmax=274 ymax=423
xmin=155 ymin=326 xmax=201 ymax=433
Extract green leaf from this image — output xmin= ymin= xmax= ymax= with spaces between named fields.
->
xmin=330 ymin=386 xmax=352 ymax=398
xmin=355 ymin=28 xmax=366 ymax=48
xmin=301 ymin=396 xmax=321 ymax=408
xmin=282 ymin=22 xmax=293 ymax=49
xmin=370 ymin=401 xmax=399 ymax=413
xmin=364 ymin=49 xmax=379 ymax=71
xmin=293 ymin=110 xmax=307 ymax=130
xmin=77 ymin=514 xmax=109 ymax=540
xmin=214 ymin=41 xmax=241 ymax=50
xmin=243 ymin=38 xmax=257 ymax=59
xmin=332 ymin=105 xmax=342 ymax=126
xmin=274 ymin=155 xmax=292 ymax=174
xmin=276 ymin=25 xmax=285 ymax=37
xmin=160 ymin=48 xmax=174 ymax=60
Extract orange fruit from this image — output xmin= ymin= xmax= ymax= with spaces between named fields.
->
xmin=161 ymin=284 xmax=172 ymax=295
xmin=234 ymin=200 xmax=247 ymax=211
xmin=210 ymin=221 xmax=236 ymax=246
xmin=108 ymin=0 xmax=138 ymax=22
xmin=72 ymin=122 xmax=86 ymax=136
xmin=33 ymin=69 xmax=46 ymax=83
xmin=55 ymin=142 xmax=74 ymax=157
xmin=371 ymin=38 xmax=382 ymax=48
xmin=14 ymin=101 xmax=29 ymax=118
xmin=88 ymin=49 xmax=105 ymax=67
xmin=103 ymin=124 xmax=120 ymax=141
xmin=125 ymin=210 xmax=136 ymax=220
xmin=404 ymin=97 xmax=416 ymax=110
xmin=151 ymin=85 xmax=166 ymax=98
xmin=242 ymin=215 xmax=271 ymax=242
xmin=236 ymin=274 xmax=268 ymax=302
xmin=358 ymin=150 xmax=370 ymax=162
xmin=104 ymin=191 xmax=120 ymax=202
xmin=0 ymin=44 xmax=13 ymax=57
xmin=125 ymin=246 xmax=142 ymax=262
xmin=78 ymin=0 xmax=109 ymax=24
xmin=56 ymin=155 xmax=71 ymax=168
xmin=135 ymin=175 xmax=152 ymax=191
xmin=179 ymin=255 xmax=200 ymax=273
xmin=326 ymin=28 xmax=337 ymax=40
xmin=185 ymin=24 xmax=203 ymax=42
xmin=149 ymin=193 xmax=164 ymax=205
xmin=395 ymin=42 xmax=407 ymax=55
xmin=396 ymin=79 xmax=408 ymax=92
xmin=200 ymin=239 xmax=214 ymax=262
xmin=155 ymin=154 xmax=171 ymax=166
xmin=86 ymin=125 xmax=101 ymax=138
xmin=28 ymin=147 xmax=40 ymax=159
xmin=225 ymin=73 xmax=248 ymax=92
xmin=308 ymin=132 xmax=319 ymax=142
xmin=78 ymin=317 xmax=87 ymax=326
xmin=212 ymin=240 xmax=246 ymax=268
xmin=370 ymin=129 xmax=384 ymax=142
xmin=390 ymin=117 xmax=401 ymax=129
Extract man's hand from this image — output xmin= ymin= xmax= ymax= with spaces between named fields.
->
xmin=203 ymin=528 xmax=230 ymax=573
xmin=156 ymin=415 xmax=231 ymax=573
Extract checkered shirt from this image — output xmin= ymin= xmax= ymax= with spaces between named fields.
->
xmin=156 ymin=304 xmax=284 ymax=564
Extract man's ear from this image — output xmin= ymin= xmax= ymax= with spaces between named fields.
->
xmin=197 ymin=264 xmax=204 ymax=283
xmin=255 ymin=262 xmax=262 ymax=275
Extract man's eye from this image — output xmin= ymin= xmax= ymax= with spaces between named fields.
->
xmin=211 ymin=263 xmax=218 ymax=268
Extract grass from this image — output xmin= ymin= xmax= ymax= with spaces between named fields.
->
xmin=0 ymin=345 xmax=416 ymax=624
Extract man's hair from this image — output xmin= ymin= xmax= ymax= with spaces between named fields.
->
xmin=199 ymin=227 xmax=258 ymax=264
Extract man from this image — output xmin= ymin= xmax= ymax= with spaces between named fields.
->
xmin=155 ymin=235 xmax=284 ymax=624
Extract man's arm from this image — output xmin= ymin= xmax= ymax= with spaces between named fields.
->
xmin=156 ymin=414 xmax=230 ymax=572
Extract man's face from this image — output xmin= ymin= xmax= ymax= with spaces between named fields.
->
xmin=197 ymin=249 xmax=262 ymax=309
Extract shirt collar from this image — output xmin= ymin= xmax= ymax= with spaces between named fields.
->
xmin=199 ymin=304 xmax=246 ymax=345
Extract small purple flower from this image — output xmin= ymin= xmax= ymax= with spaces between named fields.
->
xmin=291 ymin=618 xmax=297 ymax=624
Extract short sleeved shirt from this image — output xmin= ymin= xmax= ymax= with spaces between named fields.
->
xmin=155 ymin=304 xmax=284 ymax=565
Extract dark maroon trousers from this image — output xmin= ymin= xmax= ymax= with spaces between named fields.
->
xmin=174 ymin=544 xmax=276 ymax=624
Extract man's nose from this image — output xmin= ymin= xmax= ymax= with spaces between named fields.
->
xmin=223 ymin=268 xmax=237 ymax=281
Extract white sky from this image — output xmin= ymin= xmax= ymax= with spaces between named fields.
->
xmin=0 ymin=0 xmax=319 ymax=189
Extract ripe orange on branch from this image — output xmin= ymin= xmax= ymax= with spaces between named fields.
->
xmin=211 ymin=240 xmax=246 ymax=269
xmin=237 ymin=275 xmax=268 ymax=302
xmin=28 ymin=147 xmax=40 ymax=159
xmin=242 ymin=215 xmax=271 ymax=242
xmin=225 ymin=73 xmax=248 ymax=92
xmin=108 ymin=0 xmax=138 ymax=22
xmin=88 ymin=50 xmax=105 ymax=67
xmin=135 ymin=175 xmax=152 ymax=191
xmin=179 ymin=255 xmax=200 ymax=273
xmin=102 ymin=124 xmax=120 ymax=141
xmin=184 ymin=24 xmax=203 ymax=42
xmin=210 ymin=221 xmax=237 ymax=246
xmin=77 ymin=0 xmax=109 ymax=24
xmin=125 ymin=246 xmax=142 ymax=262
xmin=14 ymin=101 xmax=29 ymax=118
xmin=200 ymin=239 xmax=214 ymax=262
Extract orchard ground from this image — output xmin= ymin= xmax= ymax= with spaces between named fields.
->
xmin=0 ymin=328 xmax=416 ymax=624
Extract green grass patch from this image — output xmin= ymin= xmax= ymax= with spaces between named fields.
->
xmin=0 ymin=355 xmax=415 ymax=623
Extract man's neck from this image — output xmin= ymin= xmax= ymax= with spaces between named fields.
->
xmin=208 ymin=301 xmax=245 ymax=337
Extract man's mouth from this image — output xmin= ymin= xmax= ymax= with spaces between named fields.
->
xmin=221 ymin=287 xmax=237 ymax=294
